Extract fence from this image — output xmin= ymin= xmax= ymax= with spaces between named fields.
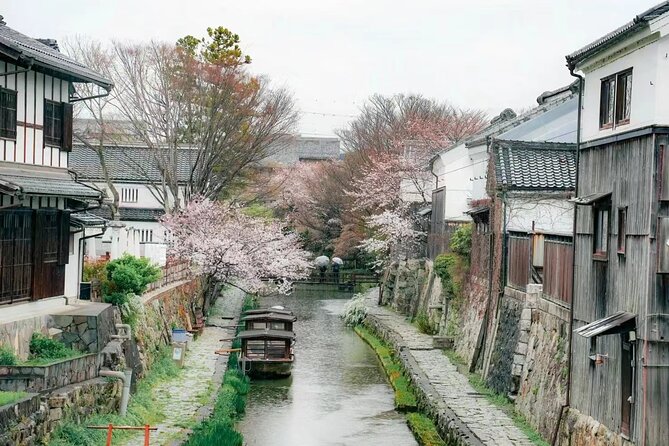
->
xmin=507 ymin=232 xmax=531 ymax=290
xmin=428 ymin=220 xmax=467 ymax=260
xmin=145 ymin=262 xmax=191 ymax=293
xmin=505 ymin=232 xmax=573 ymax=306
xmin=542 ymin=235 xmax=573 ymax=305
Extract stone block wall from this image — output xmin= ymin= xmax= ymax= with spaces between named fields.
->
xmin=51 ymin=304 xmax=117 ymax=353
xmin=485 ymin=288 xmax=524 ymax=395
xmin=515 ymin=288 xmax=570 ymax=440
xmin=0 ymin=353 xmax=101 ymax=393
xmin=0 ymin=378 xmax=121 ymax=446
xmin=556 ymin=408 xmax=634 ymax=446
xmin=0 ymin=316 xmax=52 ymax=360
xmin=452 ymin=275 xmax=488 ymax=367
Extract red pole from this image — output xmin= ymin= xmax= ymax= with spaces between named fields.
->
xmin=106 ymin=424 xmax=113 ymax=446
xmin=144 ymin=424 xmax=150 ymax=446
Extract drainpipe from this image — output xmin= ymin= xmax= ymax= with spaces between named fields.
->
xmin=99 ymin=369 xmax=132 ymax=416
xmin=551 ymin=66 xmax=583 ymax=446
xmin=111 ymin=324 xmax=132 ymax=341
xmin=72 ymin=217 xmax=108 ymax=300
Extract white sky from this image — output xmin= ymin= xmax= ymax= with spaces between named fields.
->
xmin=2 ymin=0 xmax=659 ymax=136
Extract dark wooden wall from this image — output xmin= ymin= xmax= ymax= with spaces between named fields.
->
xmin=571 ymin=133 xmax=667 ymax=444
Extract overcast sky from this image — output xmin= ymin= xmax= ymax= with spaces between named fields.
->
xmin=2 ymin=0 xmax=659 ymax=136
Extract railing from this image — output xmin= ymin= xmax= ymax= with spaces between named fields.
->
xmin=145 ymin=262 xmax=191 ymax=293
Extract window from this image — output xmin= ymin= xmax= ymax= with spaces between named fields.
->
xmin=44 ymin=100 xmax=73 ymax=150
xmin=121 ymin=188 xmax=139 ymax=203
xmin=593 ymin=198 xmax=611 ymax=258
xmin=44 ymin=100 xmax=63 ymax=147
xmin=140 ymin=229 xmax=153 ymax=243
xmin=270 ymin=322 xmax=286 ymax=330
xmin=617 ymin=207 xmax=627 ymax=255
xmin=0 ymin=87 xmax=17 ymax=139
xmin=600 ymin=69 xmax=632 ymax=129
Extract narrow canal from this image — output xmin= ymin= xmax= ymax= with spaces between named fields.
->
xmin=238 ymin=287 xmax=418 ymax=446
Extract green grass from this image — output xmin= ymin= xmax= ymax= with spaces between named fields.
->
xmin=183 ymin=294 xmax=256 ymax=446
xmin=20 ymin=352 xmax=88 ymax=366
xmin=0 ymin=391 xmax=28 ymax=407
xmin=406 ymin=413 xmax=448 ymax=446
xmin=49 ymin=346 xmax=180 ymax=446
xmin=442 ymin=349 xmax=549 ymax=446
xmin=355 ymin=325 xmax=418 ymax=411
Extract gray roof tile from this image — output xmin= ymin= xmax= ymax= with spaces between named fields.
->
xmin=70 ymin=143 xmax=195 ymax=183
xmin=90 ymin=207 xmax=165 ymax=222
xmin=493 ymin=140 xmax=576 ymax=191
xmin=0 ymin=21 xmax=113 ymax=89
xmin=0 ymin=161 xmax=102 ymax=199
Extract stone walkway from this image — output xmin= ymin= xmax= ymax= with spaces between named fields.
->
xmin=364 ymin=289 xmax=535 ymax=446
xmin=123 ymin=289 xmax=245 ymax=446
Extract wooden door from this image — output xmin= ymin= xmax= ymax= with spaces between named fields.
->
xmin=0 ymin=209 xmax=33 ymax=304
xmin=621 ymin=335 xmax=633 ymax=437
xmin=32 ymin=209 xmax=67 ymax=299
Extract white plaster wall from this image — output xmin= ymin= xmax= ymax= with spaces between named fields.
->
xmin=64 ymin=231 xmax=82 ymax=299
xmin=0 ymin=63 xmax=71 ymax=167
xmin=578 ymin=19 xmax=669 ymax=142
xmin=432 ymin=143 xmax=475 ymax=222
xmin=505 ymin=195 xmax=574 ymax=235
xmin=468 ymin=142 xmax=489 ymax=202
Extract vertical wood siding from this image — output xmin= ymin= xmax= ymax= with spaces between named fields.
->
xmin=571 ymin=134 xmax=656 ymax=442
xmin=507 ymin=233 xmax=530 ymax=289
xmin=543 ymin=236 xmax=573 ymax=304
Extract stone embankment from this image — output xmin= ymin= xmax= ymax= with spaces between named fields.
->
xmin=363 ymin=289 xmax=535 ymax=446
xmin=123 ymin=288 xmax=245 ymax=446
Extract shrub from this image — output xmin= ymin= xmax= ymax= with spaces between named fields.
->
xmin=29 ymin=333 xmax=75 ymax=361
xmin=341 ymin=293 xmax=368 ymax=326
xmin=414 ymin=313 xmax=437 ymax=335
xmin=0 ymin=345 xmax=18 ymax=365
xmin=449 ymin=223 xmax=472 ymax=259
xmin=105 ymin=254 xmax=161 ymax=297
xmin=82 ymin=259 xmax=109 ymax=283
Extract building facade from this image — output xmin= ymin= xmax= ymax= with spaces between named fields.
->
xmin=563 ymin=3 xmax=669 ymax=444
xmin=0 ymin=17 xmax=110 ymax=304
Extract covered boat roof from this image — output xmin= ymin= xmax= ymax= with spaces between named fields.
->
xmin=242 ymin=313 xmax=297 ymax=322
xmin=238 ymin=329 xmax=296 ymax=340
xmin=244 ymin=308 xmax=294 ymax=316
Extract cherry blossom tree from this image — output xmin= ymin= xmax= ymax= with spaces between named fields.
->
xmin=162 ymin=198 xmax=312 ymax=295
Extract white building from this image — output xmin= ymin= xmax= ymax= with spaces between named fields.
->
xmin=0 ymin=17 xmax=110 ymax=305
xmin=69 ymin=144 xmax=191 ymax=266
xmin=430 ymin=83 xmax=578 ymax=226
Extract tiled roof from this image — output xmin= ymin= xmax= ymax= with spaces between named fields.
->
xmin=70 ymin=143 xmax=196 ymax=183
xmin=0 ymin=161 xmax=102 ymax=199
xmin=90 ymin=207 xmax=165 ymax=222
xmin=493 ymin=140 xmax=576 ymax=191
xmin=0 ymin=20 xmax=113 ymax=90
xmin=566 ymin=1 xmax=669 ymax=68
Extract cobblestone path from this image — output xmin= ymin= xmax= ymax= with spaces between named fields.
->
xmin=123 ymin=289 xmax=245 ymax=446
xmin=364 ymin=290 xmax=535 ymax=446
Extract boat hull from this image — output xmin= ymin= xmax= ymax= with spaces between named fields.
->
xmin=244 ymin=359 xmax=293 ymax=378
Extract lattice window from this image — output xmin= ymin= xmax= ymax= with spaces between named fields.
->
xmin=0 ymin=87 xmax=17 ymax=140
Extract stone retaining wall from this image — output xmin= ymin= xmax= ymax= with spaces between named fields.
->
xmin=0 ymin=353 xmax=101 ymax=393
xmin=556 ymin=408 xmax=634 ymax=446
xmin=0 ymin=377 xmax=121 ymax=446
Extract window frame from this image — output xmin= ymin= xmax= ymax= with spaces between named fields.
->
xmin=0 ymin=87 xmax=17 ymax=140
xmin=599 ymin=68 xmax=633 ymax=130
xmin=593 ymin=197 xmax=611 ymax=260
xmin=617 ymin=207 xmax=627 ymax=255
xmin=44 ymin=99 xmax=63 ymax=147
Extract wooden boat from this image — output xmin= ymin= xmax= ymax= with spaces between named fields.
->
xmin=238 ymin=306 xmax=296 ymax=378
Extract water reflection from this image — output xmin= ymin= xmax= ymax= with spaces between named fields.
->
xmin=238 ymin=290 xmax=417 ymax=446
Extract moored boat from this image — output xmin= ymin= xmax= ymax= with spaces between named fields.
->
xmin=238 ymin=306 xmax=296 ymax=378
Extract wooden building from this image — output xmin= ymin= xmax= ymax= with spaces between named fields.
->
xmin=0 ymin=17 xmax=111 ymax=304
xmin=565 ymin=3 xmax=669 ymax=444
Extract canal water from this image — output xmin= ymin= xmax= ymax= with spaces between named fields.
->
xmin=238 ymin=287 xmax=418 ymax=446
